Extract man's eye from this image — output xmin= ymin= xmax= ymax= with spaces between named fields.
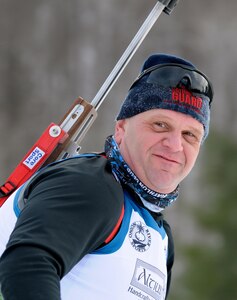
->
xmin=154 ymin=122 xmax=166 ymax=128
xmin=183 ymin=131 xmax=201 ymax=143
xmin=185 ymin=131 xmax=195 ymax=137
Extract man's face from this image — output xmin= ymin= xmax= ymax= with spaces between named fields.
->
xmin=114 ymin=109 xmax=204 ymax=194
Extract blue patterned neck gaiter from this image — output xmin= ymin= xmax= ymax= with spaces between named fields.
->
xmin=105 ymin=135 xmax=179 ymax=211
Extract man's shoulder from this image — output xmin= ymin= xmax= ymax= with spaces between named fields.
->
xmin=47 ymin=153 xmax=114 ymax=185
xmin=25 ymin=153 xmax=124 ymax=213
xmin=35 ymin=153 xmax=108 ymax=180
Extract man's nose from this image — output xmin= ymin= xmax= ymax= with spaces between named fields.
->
xmin=162 ymin=132 xmax=183 ymax=152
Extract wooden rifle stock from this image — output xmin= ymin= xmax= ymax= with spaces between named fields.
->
xmin=42 ymin=97 xmax=97 ymax=165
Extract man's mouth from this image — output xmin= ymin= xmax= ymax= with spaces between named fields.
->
xmin=155 ymin=154 xmax=180 ymax=164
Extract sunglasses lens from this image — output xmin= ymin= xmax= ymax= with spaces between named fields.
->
xmin=138 ymin=65 xmax=213 ymax=103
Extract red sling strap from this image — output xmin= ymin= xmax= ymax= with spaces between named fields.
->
xmin=104 ymin=205 xmax=125 ymax=244
xmin=0 ymin=123 xmax=67 ymax=207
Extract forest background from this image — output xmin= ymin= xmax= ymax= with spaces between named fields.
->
xmin=0 ymin=1 xmax=237 ymax=299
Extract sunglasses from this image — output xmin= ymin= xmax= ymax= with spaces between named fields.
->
xmin=130 ymin=63 xmax=213 ymax=104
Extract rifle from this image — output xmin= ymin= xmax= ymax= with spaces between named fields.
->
xmin=0 ymin=0 xmax=179 ymax=207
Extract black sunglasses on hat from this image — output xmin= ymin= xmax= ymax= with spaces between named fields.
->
xmin=130 ymin=63 xmax=213 ymax=105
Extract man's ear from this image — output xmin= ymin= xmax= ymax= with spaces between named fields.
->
xmin=114 ymin=119 xmax=126 ymax=145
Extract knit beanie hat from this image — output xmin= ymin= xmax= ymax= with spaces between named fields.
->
xmin=117 ymin=53 xmax=213 ymax=141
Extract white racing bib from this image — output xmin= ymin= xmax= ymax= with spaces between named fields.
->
xmin=61 ymin=191 xmax=168 ymax=300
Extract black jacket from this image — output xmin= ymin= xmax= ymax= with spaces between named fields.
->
xmin=0 ymin=154 xmax=174 ymax=299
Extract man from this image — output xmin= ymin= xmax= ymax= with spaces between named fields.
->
xmin=0 ymin=53 xmax=213 ymax=300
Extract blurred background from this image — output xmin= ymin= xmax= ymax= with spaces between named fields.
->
xmin=0 ymin=0 xmax=236 ymax=299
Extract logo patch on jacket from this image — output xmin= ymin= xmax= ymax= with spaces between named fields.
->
xmin=129 ymin=259 xmax=166 ymax=300
xmin=129 ymin=221 xmax=151 ymax=252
